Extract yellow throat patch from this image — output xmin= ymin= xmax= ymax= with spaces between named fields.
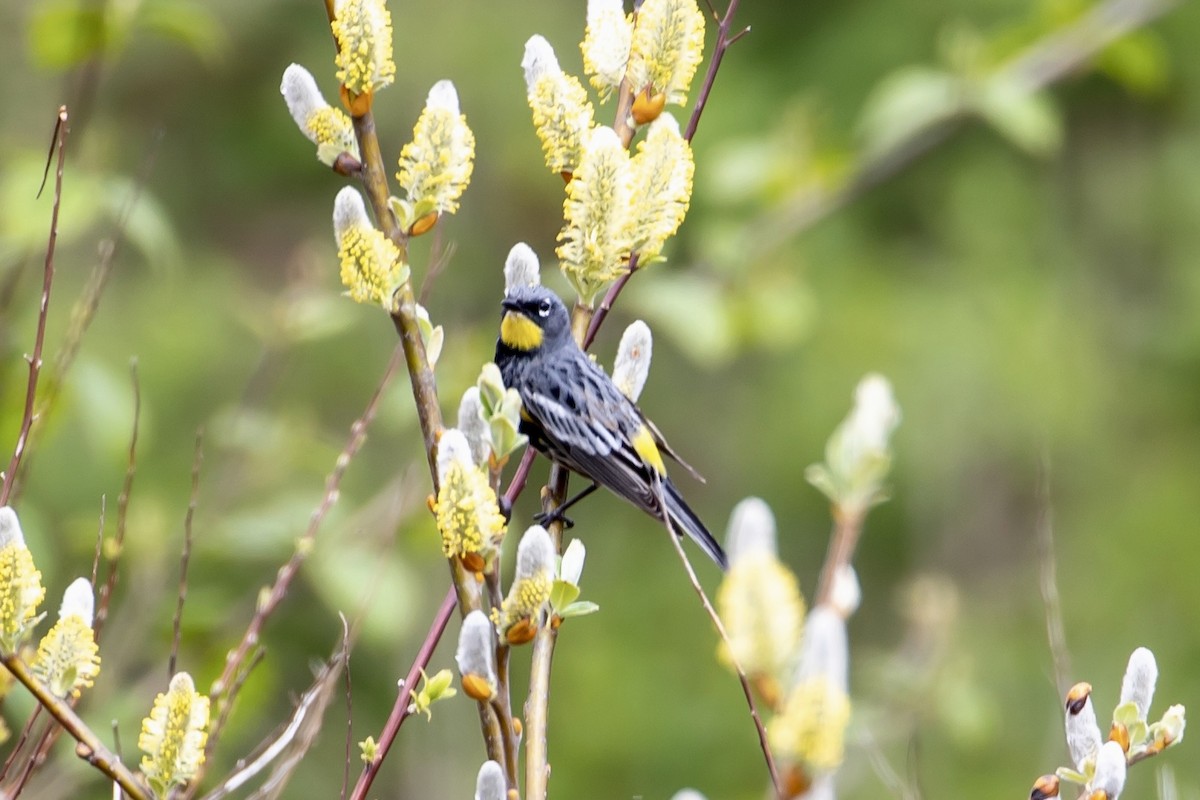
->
xmin=632 ymin=425 xmax=666 ymax=476
xmin=500 ymin=311 xmax=543 ymax=351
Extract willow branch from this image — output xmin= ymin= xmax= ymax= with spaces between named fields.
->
xmin=318 ymin=12 xmax=512 ymax=787
xmin=684 ymin=0 xmax=747 ymax=142
xmin=814 ymin=507 xmax=864 ymax=609
xmin=349 ymin=585 xmax=458 ymax=800
xmin=0 ymin=707 xmax=41 ymax=783
xmin=1 ymin=107 xmax=69 ymax=507
xmin=484 ymin=566 xmax=519 ymax=788
xmin=2 ymin=655 xmax=148 ymax=799
xmin=524 ymin=464 xmax=570 ymax=800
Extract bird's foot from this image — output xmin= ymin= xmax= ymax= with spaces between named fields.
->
xmin=533 ymin=505 xmax=576 ymax=530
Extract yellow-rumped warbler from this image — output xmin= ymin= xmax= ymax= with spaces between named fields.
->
xmin=494 ymin=285 xmax=727 ymax=570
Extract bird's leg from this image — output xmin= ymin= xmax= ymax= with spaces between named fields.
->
xmin=533 ymin=481 xmax=599 ymax=530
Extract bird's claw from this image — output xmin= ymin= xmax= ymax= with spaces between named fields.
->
xmin=533 ymin=506 xmax=575 ymax=530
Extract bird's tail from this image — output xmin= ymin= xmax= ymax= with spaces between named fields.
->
xmin=663 ymin=479 xmax=728 ymax=571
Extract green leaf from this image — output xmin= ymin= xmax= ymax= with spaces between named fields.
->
xmin=1055 ymin=766 xmax=1088 ymax=785
xmin=857 ymin=67 xmax=962 ymax=160
xmin=559 ymin=601 xmax=599 ymax=618
xmin=974 ymin=76 xmax=1062 ymax=157
xmin=549 ymin=579 xmax=580 ymax=612
xmin=804 ymin=464 xmax=838 ymax=504
xmin=1113 ymin=700 xmax=1141 ymax=727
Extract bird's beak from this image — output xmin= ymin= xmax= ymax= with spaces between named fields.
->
xmin=500 ymin=296 xmax=521 ymax=312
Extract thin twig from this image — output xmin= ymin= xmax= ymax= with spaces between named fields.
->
xmin=9 ymin=716 xmax=53 ymax=798
xmin=814 ymin=509 xmax=864 ymax=609
xmin=657 ymin=484 xmax=783 ymax=799
xmin=349 ymin=585 xmax=458 ymax=800
xmin=341 ymin=613 xmax=354 ymax=800
xmin=95 ymin=359 xmax=140 ymax=643
xmin=1 ymin=107 xmax=69 ymax=506
xmin=90 ymin=497 xmax=106 ymax=587
xmin=170 ymin=429 xmax=205 ymax=679
xmin=484 ymin=568 xmax=519 ymax=789
xmin=1036 ymin=451 xmax=1071 ymax=697
xmin=1 ymin=656 xmax=148 ymax=799
xmin=200 ymin=628 xmax=352 ymax=800
xmin=684 ymin=0 xmax=746 ymax=142
xmin=204 ymin=647 xmax=266 ymax=793
xmin=501 ymin=448 xmax=538 ymax=511
xmin=583 ymin=256 xmax=639 ymax=350
xmin=0 ymin=707 xmax=43 ymax=783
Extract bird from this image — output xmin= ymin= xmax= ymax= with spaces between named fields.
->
xmin=494 ymin=284 xmax=727 ymax=570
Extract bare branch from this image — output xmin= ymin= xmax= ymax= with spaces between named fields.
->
xmin=1 ymin=656 xmax=148 ymax=799
xmin=1 ymin=107 xmax=70 ymax=506
xmin=349 ymin=586 xmax=458 ymax=800
xmin=171 ymin=429 xmax=205 ymax=679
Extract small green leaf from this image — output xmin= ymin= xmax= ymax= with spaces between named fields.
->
xmin=804 ymin=464 xmax=838 ymax=504
xmin=477 ymin=364 xmax=506 ymax=413
xmin=559 ymin=601 xmax=599 ymax=618
xmin=857 ymin=67 xmax=962 ymax=160
xmin=1113 ymin=700 xmax=1141 ymax=727
xmin=974 ymin=76 xmax=1062 ymax=157
xmin=1055 ymin=766 xmax=1088 ymax=785
xmin=388 ymin=197 xmax=411 ymax=231
xmin=549 ymin=579 xmax=580 ymax=612
xmin=1127 ymin=720 xmax=1148 ymax=746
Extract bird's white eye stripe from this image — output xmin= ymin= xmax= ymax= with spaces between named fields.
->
xmin=537 ymin=299 xmax=552 ymax=317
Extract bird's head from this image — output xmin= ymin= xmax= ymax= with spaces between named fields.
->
xmin=498 ymin=286 xmax=572 ymax=353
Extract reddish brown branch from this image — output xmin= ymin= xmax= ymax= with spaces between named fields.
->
xmin=348 ymin=585 xmax=458 ymax=800
xmin=1 ymin=107 xmax=70 ymax=506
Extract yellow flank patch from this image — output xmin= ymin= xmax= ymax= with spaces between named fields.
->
xmin=632 ymin=425 xmax=666 ymax=475
xmin=500 ymin=311 xmax=543 ymax=351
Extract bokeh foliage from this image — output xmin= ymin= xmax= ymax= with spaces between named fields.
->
xmin=1 ymin=0 xmax=1198 ymax=797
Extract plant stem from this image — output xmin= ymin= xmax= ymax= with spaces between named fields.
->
xmin=1 ymin=107 xmax=69 ymax=506
xmin=684 ymin=0 xmax=745 ymax=143
xmin=2 ymin=655 xmax=148 ymax=799
xmin=814 ymin=507 xmax=863 ymax=608
xmin=524 ymin=464 xmax=569 ymax=800
xmin=349 ymin=586 xmax=458 ymax=800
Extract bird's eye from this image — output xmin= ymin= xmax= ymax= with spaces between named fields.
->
xmin=537 ymin=299 xmax=552 ymax=318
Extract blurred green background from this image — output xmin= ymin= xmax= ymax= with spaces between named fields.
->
xmin=2 ymin=0 xmax=1198 ymax=797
